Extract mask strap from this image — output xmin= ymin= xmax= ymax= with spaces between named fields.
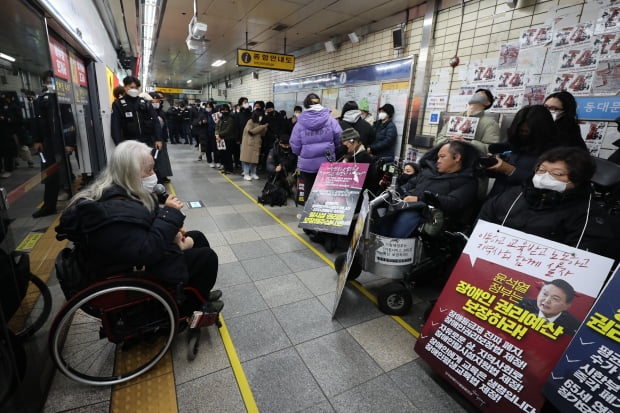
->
xmin=501 ymin=192 xmax=523 ymax=226
xmin=575 ymin=193 xmax=592 ymax=250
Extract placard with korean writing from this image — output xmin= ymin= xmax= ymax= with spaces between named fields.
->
xmin=446 ymin=116 xmax=479 ymax=140
xmin=49 ymin=37 xmax=70 ymax=81
xmin=299 ymin=162 xmax=368 ymax=235
xmin=544 ymin=265 xmax=620 ymax=412
xmin=237 ymin=48 xmax=295 ymax=71
xmin=414 ymin=220 xmax=613 ymax=413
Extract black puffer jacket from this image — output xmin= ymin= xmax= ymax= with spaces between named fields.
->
xmin=397 ymin=144 xmax=479 ymax=215
xmin=55 ymin=185 xmax=187 ymax=284
xmin=478 ymin=182 xmax=592 ymax=248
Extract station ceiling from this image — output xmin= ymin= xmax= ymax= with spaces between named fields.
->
xmin=113 ymin=0 xmax=426 ymax=89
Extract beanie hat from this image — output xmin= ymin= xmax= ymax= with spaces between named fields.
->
xmin=358 ymin=98 xmax=370 ymax=112
xmin=265 ymin=101 xmax=275 ymax=109
xmin=340 ymin=128 xmax=360 ymax=143
xmin=379 ymin=103 xmax=395 ymax=118
xmin=279 ymin=134 xmax=290 ymax=144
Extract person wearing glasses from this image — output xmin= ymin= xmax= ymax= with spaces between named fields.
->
xmin=478 ymin=146 xmax=596 ymax=248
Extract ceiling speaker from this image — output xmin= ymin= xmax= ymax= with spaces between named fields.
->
xmin=348 ymin=32 xmax=359 ymax=43
xmin=324 ymin=40 xmax=336 ymax=53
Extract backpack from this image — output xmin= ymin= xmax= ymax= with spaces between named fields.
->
xmin=257 ymin=179 xmax=288 ymax=207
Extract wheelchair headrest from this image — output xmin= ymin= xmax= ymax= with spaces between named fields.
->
xmin=592 ymin=157 xmax=620 ymax=188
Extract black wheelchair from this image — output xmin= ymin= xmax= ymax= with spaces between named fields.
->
xmin=334 ymin=187 xmax=473 ymax=316
xmin=48 ymin=247 xmax=221 ymax=386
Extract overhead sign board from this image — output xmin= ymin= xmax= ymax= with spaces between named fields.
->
xmin=155 ymin=87 xmax=202 ymax=95
xmin=237 ymin=48 xmax=295 ymax=72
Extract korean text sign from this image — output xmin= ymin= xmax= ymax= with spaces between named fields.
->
xmin=415 ymin=220 xmax=613 ymax=413
xmin=544 ymin=265 xmax=620 ymax=412
xmin=299 ymin=162 xmax=368 ymax=236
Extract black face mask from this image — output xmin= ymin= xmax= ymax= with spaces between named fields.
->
xmin=221 ymin=111 xmax=229 ymax=116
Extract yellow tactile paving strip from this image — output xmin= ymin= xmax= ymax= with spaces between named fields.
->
xmin=8 ymin=215 xmax=67 ymax=332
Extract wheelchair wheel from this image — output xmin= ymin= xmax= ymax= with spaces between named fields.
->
xmin=323 ymin=234 xmax=336 ymax=253
xmin=49 ymin=278 xmax=179 ymax=386
xmin=334 ymin=253 xmax=362 ymax=281
xmin=10 ymin=273 xmax=52 ymax=339
xmin=377 ymin=282 xmax=412 ymax=316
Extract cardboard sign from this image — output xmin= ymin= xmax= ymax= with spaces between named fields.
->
xmin=415 ymin=221 xmax=613 ymax=413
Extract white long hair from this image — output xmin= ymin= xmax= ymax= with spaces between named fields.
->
xmin=68 ymin=140 xmax=157 ymax=211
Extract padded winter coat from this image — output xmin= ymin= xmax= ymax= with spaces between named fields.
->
xmin=290 ymin=108 xmax=342 ymax=173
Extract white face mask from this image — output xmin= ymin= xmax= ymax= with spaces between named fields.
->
xmin=532 ymin=172 xmax=568 ymax=192
xmin=127 ymin=88 xmax=140 ymax=98
xmin=549 ymin=111 xmax=563 ymax=121
xmin=141 ymin=173 xmax=158 ymax=192
xmin=242 ymin=103 xmax=250 ymax=109
xmin=152 ymin=102 xmax=160 ymax=109
xmin=378 ymin=112 xmax=388 ymax=120
xmin=294 ymin=112 xmax=301 ymax=116
xmin=206 ymin=107 xmax=212 ymax=112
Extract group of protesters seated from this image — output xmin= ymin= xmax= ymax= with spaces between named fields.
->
xmin=376 ymin=101 xmax=619 ymax=265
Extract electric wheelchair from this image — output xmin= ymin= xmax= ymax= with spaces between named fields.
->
xmin=48 ymin=247 xmax=221 ymax=386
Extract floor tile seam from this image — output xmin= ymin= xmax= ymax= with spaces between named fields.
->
xmin=111 ymin=367 xmax=175 ymax=392
xmin=55 ymin=400 xmax=109 ymax=413
xmin=172 ymin=364 xmax=235 ymax=387
xmin=325 ymin=372 xmax=412 ymax=403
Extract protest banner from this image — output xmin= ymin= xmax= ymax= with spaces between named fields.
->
xmin=544 ymin=265 xmax=620 ymax=412
xmin=298 ymin=162 xmax=368 ymax=235
xmin=415 ymin=220 xmax=614 ymax=412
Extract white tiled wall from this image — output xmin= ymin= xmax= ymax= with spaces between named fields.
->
xmin=225 ymin=0 xmax=589 ymax=141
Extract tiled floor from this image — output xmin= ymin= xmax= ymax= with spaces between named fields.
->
xmin=33 ymin=143 xmax=476 ymax=412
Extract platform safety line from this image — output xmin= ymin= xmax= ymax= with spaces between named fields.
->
xmin=219 ymin=172 xmax=334 ymax=268
xmin=218 ymin=315 xmax=259 ymax=413
xmin=170 ymin=180 xmax=259 ymax=413
xmin=218 ymin=173 xmax=422 ymax=340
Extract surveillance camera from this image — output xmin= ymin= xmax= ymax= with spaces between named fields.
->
xmin=189 ymin=16 xmax=207 ymax=40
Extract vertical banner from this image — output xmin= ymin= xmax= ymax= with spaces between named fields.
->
xmin=415 ymin=220 xmax=613 ymax=412
xmin=544 ymin=265 xmax=620 ymax=412
xmin=69 ymin=52 xmax=88 ymax=104
xmin=48 ymin=37 xmax=73 ymax=104
xmin=298 ymin=162 xmax=368 ymax=235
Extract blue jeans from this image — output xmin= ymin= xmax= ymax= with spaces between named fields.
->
xmin=242 ymin=162 xmax=257 ymax=176
xmin=380 ymin=210 xmax=422 ymax=238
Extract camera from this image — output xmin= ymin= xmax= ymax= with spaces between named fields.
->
xmin=478 ymin=156 xmax=499 ymax=168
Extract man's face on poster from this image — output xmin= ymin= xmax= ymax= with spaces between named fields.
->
xmin=537 ymin=284 xmax=571 ymax=319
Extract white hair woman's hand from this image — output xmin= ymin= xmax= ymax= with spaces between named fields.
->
xmin=164 ymin=195 xmax=185 ymax=210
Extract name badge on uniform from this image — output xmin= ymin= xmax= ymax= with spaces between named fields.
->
xmin=125 ymin=112 xmax=133 ymax=118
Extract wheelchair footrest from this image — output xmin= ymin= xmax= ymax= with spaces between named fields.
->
xmin=187 ymin=310 xmax=220 ymax=328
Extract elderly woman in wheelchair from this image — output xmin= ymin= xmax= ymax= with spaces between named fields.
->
xmin=51 ymin=140 xmax=221 ymax=385
xmin=335 ymin=141 xmax=480 ymax=315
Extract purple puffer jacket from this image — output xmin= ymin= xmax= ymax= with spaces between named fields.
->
xmin=290 ymin=108 xmax=342 ymax=173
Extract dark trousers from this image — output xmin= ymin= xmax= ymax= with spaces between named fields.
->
xmin=183 ymin=230 xmax=218 ymax=298
xmin=181 ymin=122 xmax=191 ymax=143
xmin=300 ymin=171 xmax=317 ymax=199
xmin=218 ymin=142 xmax=233 ymax=172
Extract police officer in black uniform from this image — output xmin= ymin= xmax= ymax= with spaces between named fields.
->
xmin=110 ymin=76 xmax=162 ymax=150
xmin=178 ymin=102 xmax=191 ymax=144
xmin=32 ymin=71 xmax=76 ymax=218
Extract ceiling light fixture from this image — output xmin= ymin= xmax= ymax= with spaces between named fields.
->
xmin=186 ymin=79 xmax=192 ymax=84
xmin=140 ymin=0 xmax=159 ymax=88
xmin=211 ymin=60 xmax=226 ymax=67
xmin=0 ymin=52 xmax=16 ymax=62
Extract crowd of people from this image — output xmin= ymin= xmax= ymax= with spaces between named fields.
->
xmin=50 ymin=75 xmax=619 ymax=321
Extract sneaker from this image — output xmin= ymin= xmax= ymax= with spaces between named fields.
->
xmin=209 ymin=163 xmax=216 ymax=168
xmin=207 ymin=290 xmax=222 ymax=301
xmin=215 ymin=163 xmax=222 ymax=168
xmin=251 ymin=174 xmax=260 ymax=180
xmin=197 ymin=155 xmax=202 ymax=161
xmin=243 ymin=175 xmax=252 ymax=181
xmin=202 ymin=300 xmax=224 ymax=313
xmin=0 ymin=172 xmax=11 ymax=178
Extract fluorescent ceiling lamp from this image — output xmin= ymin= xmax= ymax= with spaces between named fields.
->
xmin=186 ymin=79 xmax=192 ymax=84
xmin=0 ymin=52 xmax=15 ymax=62
xmin=211 ymin=60 xmax=226 ymax=67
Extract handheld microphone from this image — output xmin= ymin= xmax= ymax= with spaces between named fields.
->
xmin=153 ymin=183 xmax=169 ymax=204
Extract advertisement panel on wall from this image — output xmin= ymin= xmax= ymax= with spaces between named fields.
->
xmin=415 ymin=220 xmax=613 ymax=413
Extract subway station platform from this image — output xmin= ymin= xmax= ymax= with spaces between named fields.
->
xmin=36 ymin=143 xmax=474 ymax=413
